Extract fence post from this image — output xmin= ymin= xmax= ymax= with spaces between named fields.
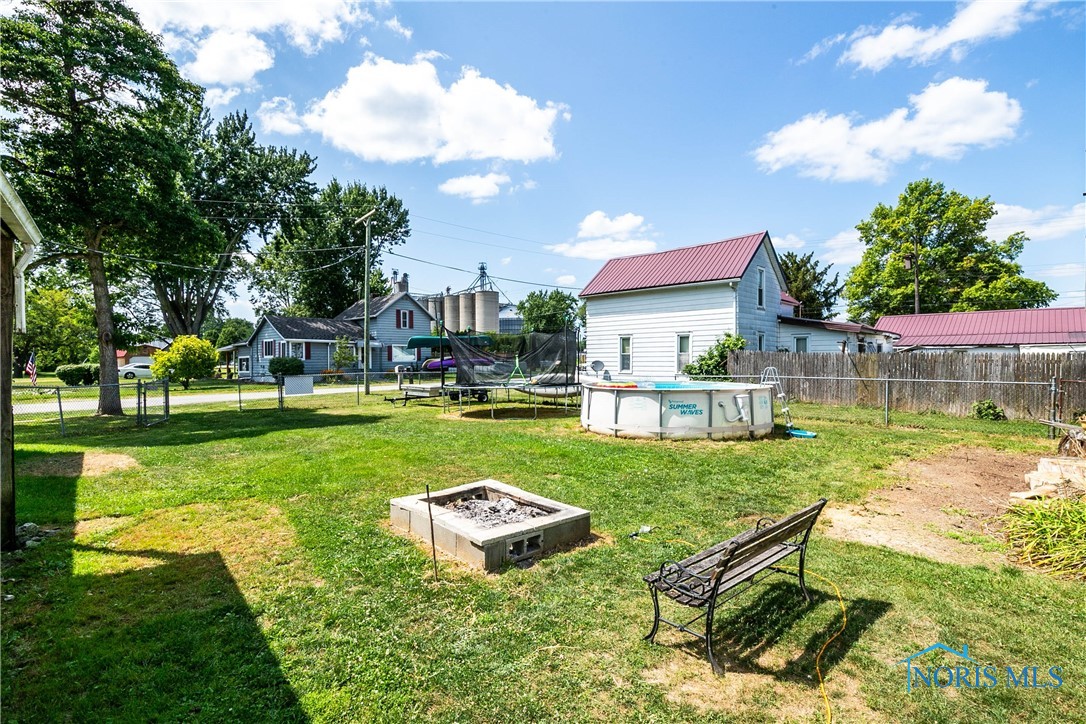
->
xmin=356 ymin=371 xmax=360 ymax=406
xmin=278 ymin=375 xmax=284 ymax=411
xmin=237 ymin=377 xmax=243 ymax=412
xmin=164 ymin=379 xmax=170 ymax=422
xmin=1049 ymin=376 xmax=1058 ymax=437
xmin=136 ymin=380 xmax=143 ymax=427
xmin=55 ymin=387 xmax=65 ymax=436
xmin=884 ymin=378 xmax=890 ymax=427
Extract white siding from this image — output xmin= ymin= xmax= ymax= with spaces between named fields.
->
xmin=584 ymin=284 xmax=736 ymax=378
xmin=735 ymin=241 xmax=783 ymax=351
xmin=778 ymin=323 xmax=897 ymax=353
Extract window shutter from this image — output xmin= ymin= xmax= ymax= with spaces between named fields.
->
xmin=395 ymin=312 xmax=401 ymax=329
xmin=387 ymin=345 xmax=393 ymax=361
xmin=416 ymin=347 xmax=421 ymax=361
xmin=408 ymin=310 xmax=414 ymax=329
xmin=305 ymin=342 xmax=311 ymax=360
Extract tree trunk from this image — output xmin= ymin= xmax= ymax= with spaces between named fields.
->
xmin=86 ymin=230 xmax=123 ymax=415
xmin=1 ymin=227 xmax=17 ymax=551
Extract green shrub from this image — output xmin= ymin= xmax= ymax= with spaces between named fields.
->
xmin=1003 ymin=499 xmax=1086 ymax=579
xmin=54 ymin=363 xmax=99 ymax=386
xmin=268 ymin=356 xmax=305 ymax=376
xmin=970 ymin=399 xmax=1007 ymax=421
xmin=150 ymin=335 xmax=217 ymax=390
xmin=683 ymin=333 xmax=746 ymax=377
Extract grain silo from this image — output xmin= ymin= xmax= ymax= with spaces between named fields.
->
xmin=442 ymin=293 xmax=460 ymax=333
xmin=426 ymin=295 xmax=442 ymax=326
xmin=474 ymin=290 xmax=499 ymax=333
xmin=459 ymin=292 xmax=476 ymax=332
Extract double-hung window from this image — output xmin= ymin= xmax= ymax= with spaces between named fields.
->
xmin=676 ymin=334 xmax=691 ymax=372
xmin=619 ymin=336 xmax=632 ymax=373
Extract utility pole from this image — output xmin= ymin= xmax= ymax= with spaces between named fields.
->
xmin=354 ymin=209 xmax=377 ymax=395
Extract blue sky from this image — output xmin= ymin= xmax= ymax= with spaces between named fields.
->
xmin=129 ymin=0 xmax=1085 ymax=320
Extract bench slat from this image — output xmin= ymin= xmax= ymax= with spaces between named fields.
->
xmin=648 ymin=543 xmax=799 ymax=605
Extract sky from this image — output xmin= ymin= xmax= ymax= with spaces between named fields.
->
xmin=125 ymin=0 xmax=1084 ymax=320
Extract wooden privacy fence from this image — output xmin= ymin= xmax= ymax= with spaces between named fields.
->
xmin=725 ymin=351 xmax=1086 ymax=421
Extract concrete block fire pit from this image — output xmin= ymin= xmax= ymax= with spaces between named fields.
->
xmin=390 ymin=480 xmax=591 ymax=571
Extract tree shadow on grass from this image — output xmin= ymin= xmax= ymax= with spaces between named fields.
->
xmin=14 ymin=407 xmax=390 ymax=448
xmin=2 ymin=541 xmax=307 ymax=721
xmin=671 ymin=580 xmax=892 ymax=683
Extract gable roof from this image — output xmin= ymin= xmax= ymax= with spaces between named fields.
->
xmin=249 ymin=315 xmax=364 ymax=344
xmin=335 ymin=291 xmax=433 ymax=322
xmin=875 ymin=307 xmax=1086 ymax=347
xmin=579 ymin=231 xmax=771 ymax=297
xmin=780 ymin=291 xmax=800 ymax=307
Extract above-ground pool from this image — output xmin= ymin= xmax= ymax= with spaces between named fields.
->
xmin=580 ymin=380 xmax=775 ymax=440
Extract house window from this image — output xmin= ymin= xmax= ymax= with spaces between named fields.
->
xmin=619 ymin=336 xmax=632 ymax=373
xmin=676 ymin=334 xmax=691 ymax=372
xmin=290 ymin=342 xmax=304 ymax=359
xmin=238 ymin=356 xmax=250 ymax=372
xmin=390 ymin=344 xmax=414 ymax=363
xmin=398 ymin=309 xmax=413 ymax=329
xmin=757 ymin=268 xmax=766 ymax=308
xmin=262 ymin=340 xmax=275 ymax=357
xmin=757 ymin=332 xmax=765 ymax=351
xmin=794 ymin=336 xmax=809 ymax=353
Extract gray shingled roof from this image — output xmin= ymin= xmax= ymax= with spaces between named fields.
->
xmin=264 ymin=315 xmax=364 ymax=341
xmin=336 ymin=292 xmax=432 ymax=322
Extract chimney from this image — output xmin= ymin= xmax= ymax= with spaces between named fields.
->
xmin=392 ymin=269 xmax=399 ymax=283
xmin=395 ymin=272 xmax=409 ymax=294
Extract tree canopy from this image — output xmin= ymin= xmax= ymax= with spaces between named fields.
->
xmin=250 ymin=180 xmax=408 ymax=318
xmin=517 ymin=290 xmax=579 ymax=333
xmin=844 ymin=179 xmax=1056 ymax=324
xmin=779 ymin=251 xmax=843 ymax=320
xmin=1 ymin=0 xmax=201 ymax=413
xmin=148 ymin=111 xmax=316 ymax=337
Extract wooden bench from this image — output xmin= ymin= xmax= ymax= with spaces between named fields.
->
xmin=642 ymin=498 xmax=827 ymax=674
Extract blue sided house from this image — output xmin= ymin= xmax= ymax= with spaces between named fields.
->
xmin=236 ymin=274 xmax=434 ymax=380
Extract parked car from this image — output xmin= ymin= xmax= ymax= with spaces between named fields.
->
xmin=118 ymin=362 xmax=153 ymax=379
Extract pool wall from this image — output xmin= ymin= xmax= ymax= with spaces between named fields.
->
xmin=580 ymin=381 xmax=774 ymax=440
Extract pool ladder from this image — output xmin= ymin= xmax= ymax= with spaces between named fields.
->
xmin=760 ymin=367 xmax=793 ymax=428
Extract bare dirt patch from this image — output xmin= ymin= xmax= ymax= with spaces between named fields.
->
xmin=822 ymin=446 xmax=1037 ymax=566
xmin=19 ymin=451 xmax=140 ymax=478
xmin=642 ymin=655 xmax=884 ymax=722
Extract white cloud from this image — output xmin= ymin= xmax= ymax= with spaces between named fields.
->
xmin=133 ymin=0 xmax=369 ymax=54
xmin=555 ymin=275 xmax=577 ymax=286
xmin=257 ymin=97 xmax=305 ymax=135
xmin=799 ymin=33 xmax=846 ymax=64
xmin=1039 ymin=263 xmax=1086 ymax=279
xmin=755 ymin=77 xmax=1021 ymax=183
xmin=500 ymin=257 xmax=512 ymax=265
xmin=821 ymin=230 xmax=865 ymax=266
xmin=990 ymin=202 xmax=1085 ymax=241
xmin=549 ymin=211 xmax=656 ymax=260
xmin=132 ymin=0 xmax=370 ymax=86
xmin=438 ymin=173 xmax=511 ymax=203
xmin=384 ymin=16 xmax=413 ymax=40
xmin=182 ymin=29 xmax=273 ymax=86
xmin=204 ymin=87 xmax=241 ymax=108
xmin=774 ymin=233 xmax=806 ymax=250
xmin=298 ymin=54 xmax=568 ymax=164
xmin=840 ymin=0 xmax=1042 ymax=72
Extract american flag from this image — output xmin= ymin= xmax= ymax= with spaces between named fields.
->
xmin=25 ymin=352 xmax=37 ymax=386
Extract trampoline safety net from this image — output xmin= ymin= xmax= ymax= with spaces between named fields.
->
xmin=444 ymin=328 xmax=579 ymax=388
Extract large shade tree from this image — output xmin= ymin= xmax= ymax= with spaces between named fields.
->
xmin=779 ymin=251 xmax=844 ymax=320
xmin=517 ymin=289 xmax=579 ymax=333
xmin=149 ymin=111 xmax=316 ymax=337
xmin=250 ymin=180 xmax=409 ymax=318
xmin=1 ymin=0 xmax=201 ymax=414
xmin=844 ymin=179 xmax=1056 ymax=324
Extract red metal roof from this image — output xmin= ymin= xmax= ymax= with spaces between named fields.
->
xmin=780 ymin=291 xmax=800 ymax=306
xmin=579 ymin=231 xmax=768 ymax=297
xmin=874 ymin=308 xmax=1086 ymax=347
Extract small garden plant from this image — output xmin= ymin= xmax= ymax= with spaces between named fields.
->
xmin=970 ymin=398 xmax=1007 ymax=421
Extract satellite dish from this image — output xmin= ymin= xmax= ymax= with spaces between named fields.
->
xmin=590 ymin=360 xmax=605 ymax=376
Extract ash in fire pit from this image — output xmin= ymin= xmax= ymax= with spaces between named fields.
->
xmin=448 ymin=496 xmax=549 ymax=528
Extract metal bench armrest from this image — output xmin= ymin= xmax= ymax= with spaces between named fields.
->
xmin=755 ymin=517 xmax=777 ymax=532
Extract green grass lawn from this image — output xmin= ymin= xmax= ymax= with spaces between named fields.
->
xmin=3 ymin=397 xmax=1082 ymax=722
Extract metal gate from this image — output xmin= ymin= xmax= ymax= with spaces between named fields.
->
xmin=136 ymin=379 xmax=169 ymax=427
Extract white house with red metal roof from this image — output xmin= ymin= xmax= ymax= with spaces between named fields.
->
xmin=875 ymin=307 xmax=1086 ymax=353
xmin=579 ymin=231 xmax=898 ymax=378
